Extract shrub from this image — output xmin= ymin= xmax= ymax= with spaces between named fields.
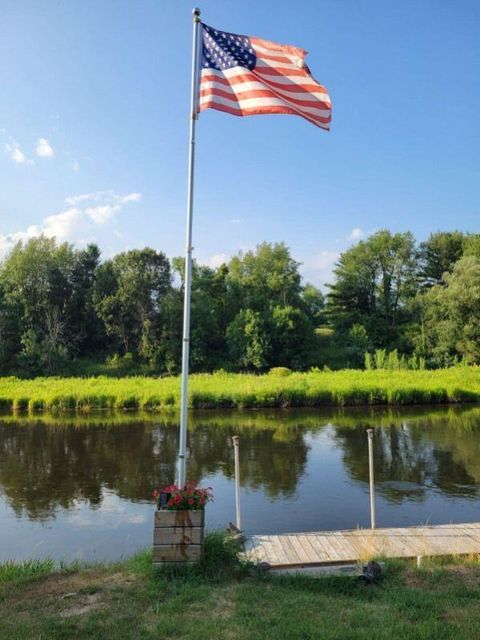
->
xmin=268 ymin=367 xmax=292 ymax=377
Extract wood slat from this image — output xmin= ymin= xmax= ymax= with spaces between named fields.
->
xmin=269 ymin=536 xmax=291 ymax=565
xmin=333 ymin=532 xmax=360 ymax=561
xmin=155 ymin=510 xmax=204 ymax=528
xmin=153 ymin=527 xmax=203 ymax=545
xmin=153 ymin=544 xmax=202 ymax=562
xmin=244 ymin=522 xmax=480 ymax=569
xmin=278 ymin=535 xmax=302 ymax=565
xmin=322 ymin=533 xmax=351 ymax=562
xmin=288 ymin=535 xmax=314 ymax=564
xmin=297 ymin=535 xmax=324 ymax=563
xmin=305 ymin=535 xmax=334 ymax=563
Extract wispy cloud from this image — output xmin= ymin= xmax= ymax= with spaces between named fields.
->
xmin=347 ymin=227 xmax=365 ymax=241
xmin=35 ymin=137 xmax=54 ymax=158
xmin=3 ymin=141 xmax=33 ymax=165
xmin=0 ymin=190 xmax=142 ymax=258
xmin=65 ymin=190 xmax=141 ymax=206
xmin=308 ymin=250 xmax=340 ymax=287
xmin=210 ymin=253 xmax=229 ymax=268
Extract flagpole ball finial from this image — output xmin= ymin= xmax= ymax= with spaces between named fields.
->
xmin=193 ymin=8 xmax=201 ymax=19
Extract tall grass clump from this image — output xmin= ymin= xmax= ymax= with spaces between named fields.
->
xmin=365 ymin=349 xmax=426 ymax=371
xmin=0 ymin=558 xmax=55 ymax=583
xmin=1 ymin=366 xmax=480 ymax=413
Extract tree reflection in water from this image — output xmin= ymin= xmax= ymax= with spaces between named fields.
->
xmin=0 ymin=417 xmax=309 ymax=520
xmin=334 ymin=411 xmax=480 ymax=502
xmin=1 ymin=405 xmax=480 ymax=520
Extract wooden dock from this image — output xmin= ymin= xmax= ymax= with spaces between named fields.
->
xmin=244 ymin=522 xmax=480 ymax=569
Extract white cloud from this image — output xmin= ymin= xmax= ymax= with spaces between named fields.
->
xmin=308 ymin=250 xmax=340 ymax=287
xmin=122 ymin=192 xmax=142 ymax=203
xmin=70 ymin=159 xmax=80 ymax=172
xmin=35 ymin=137 xmax=54 ymax=158
xmin=85 ymin=204 xmax=120 ymax=224
xmin=314 ymin=250 xmax=340 ymax=270
xmin=210 ymin=253 xmax=229 ymax=268
xmin=0 ymin=190 xmax=142 ymax=258
xmin=3 ymin=142 xmax=33 ymax=165
xmin=347 ymin=227 xmax=365 ymax=241
xmin=65 ymin=190 xmax=142 ymax=206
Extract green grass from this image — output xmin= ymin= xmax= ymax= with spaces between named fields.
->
xmin=2 ymin=533 xmax=480 ymax=639
xmin=1 ymin=367 xmax=480 ymax=413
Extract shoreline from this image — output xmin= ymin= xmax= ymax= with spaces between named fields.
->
xmin=1 ymin=368 xmax=480 ymax=413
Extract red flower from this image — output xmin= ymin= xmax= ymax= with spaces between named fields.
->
xmin=154 ymin=482 xmax=213 ymax=511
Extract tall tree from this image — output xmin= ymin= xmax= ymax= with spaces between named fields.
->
xmin=419 ymin=256 xmax=480 ymax=365
xmin=463 ymin=234 xmax=480 ymax=260
xmin=301 ymin=283 xmax=325 ymax=327
xmin=328 ymin=230 xmax=417 ymax=349
xmin=0 ymin=237 xmax=100 ymax=373
xmin=93 ymin=248 xmax=171 ymax=359
xmin=227 ymin=242 xmax=302 ymax=311
xmin=418 ymin=231 xmax=465 ymax=287
xmin=225 ymin=243 xmax=315 ymax=369
xmin=172 ymin=259 xmax=233 ymax=371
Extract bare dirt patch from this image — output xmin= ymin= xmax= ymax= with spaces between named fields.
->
xmin=2 ymin=567 xmax=139 ymax=614
xmin=59 ymin=591 xmax=105 ymax=618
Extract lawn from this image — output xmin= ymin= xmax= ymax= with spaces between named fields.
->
xmin=1 ymin=367 xmax=480 ymax=413
xmin=1 ymin=534 xmax=480 ymax=640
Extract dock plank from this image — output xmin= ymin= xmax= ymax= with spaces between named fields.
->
xmin=244 ymin=522 xmax=480 ymax=569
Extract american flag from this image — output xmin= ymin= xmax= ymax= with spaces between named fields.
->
xmin=199 ymin=23 xmax=331 ymax=130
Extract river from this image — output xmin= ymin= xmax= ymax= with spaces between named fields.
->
xmin=1 ymin=406 xmax=480 ymax=563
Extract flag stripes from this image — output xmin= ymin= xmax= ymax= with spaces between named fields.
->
xmin=199 ymin=25 xmax=331 ymax=130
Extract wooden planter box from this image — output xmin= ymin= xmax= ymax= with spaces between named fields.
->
xmin=153 ymin=509 xmax=205 ymax=565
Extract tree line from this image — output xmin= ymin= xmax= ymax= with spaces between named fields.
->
xmin=0 ymin=230 xmax=478 ymax=376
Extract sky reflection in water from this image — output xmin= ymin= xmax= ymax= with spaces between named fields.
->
xmin=1 ymin=406 xmax=480 ymax=562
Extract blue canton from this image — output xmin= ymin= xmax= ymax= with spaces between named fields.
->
xmin=202 ymin=24 xmax=256 ymax=71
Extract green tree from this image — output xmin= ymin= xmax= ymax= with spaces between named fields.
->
xmin=418 ymin=231 xmax=465 ymax=287
xmin=270 ymin=305 xmax=314 ymax=369
xmin=93 ymin=248 xmax=171 ymax=360
xmin=301 ymin=283 xmax=325 ymax=327
xmin=463 ymin=234 xmax=480 ymax=260
xmin=228 ymin=242 xmax=302 ymax=311
xmin=226 ymin=309 xmax=271 ymax=370
xmin=172 ymin=259 xmax=234 ymax=372
xmin=328 ymin=230 xmax=417 ymax=349
xmin=0 ymin=237 xmax=101 ymax=374
xmin=419 ymin=256 xmax=480 ymax=365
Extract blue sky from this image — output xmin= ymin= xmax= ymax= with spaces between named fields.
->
xmin=1 ymin=0 xmax=479 ymax=287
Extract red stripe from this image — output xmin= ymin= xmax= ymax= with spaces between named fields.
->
xmin=200 ymin=98 xmax=331 ymax=128
xmin=251 ymin=68 xmax=332 ymax=112
xmin=200 ymin=86 xmax=238 ymax=103
xmin=254 ymin=51 xmax=296 ymax=65
xmin=250 ymin=36 xmax=307 ymax=61
xmin=200 ymin=72 xmax=330 ymax=106
xmin=200 ymin=86 xmax=330 ymax=112
xmin=201 ymin=71 xmax=257 ymax=87
xmin=254 ymin=64 xmax=307 ymax=78
xmin=201 ymin=70 xmax=328 ymax=95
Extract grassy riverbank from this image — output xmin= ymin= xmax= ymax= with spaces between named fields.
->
xmin=2 ymin=534 xmax=480 ymax=640
xmin=1 ymin=367 xmax=480 ymax=413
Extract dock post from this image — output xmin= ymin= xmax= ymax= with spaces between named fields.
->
xmin=232 ymin=435 xmax=241 ymax=530
xmin=367 ymin=429 xmax=376 ymax=530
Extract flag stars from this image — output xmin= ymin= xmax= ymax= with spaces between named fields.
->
xmin=202 ymin=25 xmax=256 ymax=71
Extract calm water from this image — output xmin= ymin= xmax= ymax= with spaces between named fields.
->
xmin=1 ymin=406 xmax=480 ymax=563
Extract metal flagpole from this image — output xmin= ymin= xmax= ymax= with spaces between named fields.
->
xmin=367 ymin=428 xmax=376 ymax=529
xmin=176 ymin=8 xmax=202 ymax=487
